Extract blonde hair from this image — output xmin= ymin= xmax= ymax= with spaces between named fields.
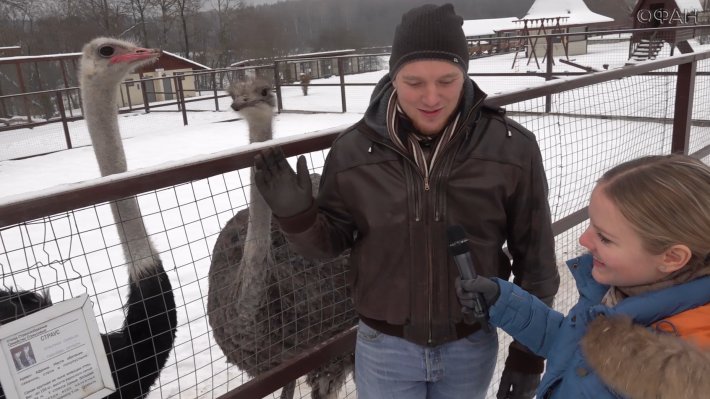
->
xmin=598 ymin=154 xmax=710 ymax=268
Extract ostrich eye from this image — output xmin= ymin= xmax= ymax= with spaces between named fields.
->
xmin=98 ymin=46 xmax=115 ymax=57
xmin=261 ymin=88 xmax=269 ymax=97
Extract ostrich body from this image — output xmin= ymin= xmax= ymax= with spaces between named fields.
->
xmin=0 ymin=38 xmax=177 ymax=399
xmin=207 ymin=80 xmax=356 ymax=399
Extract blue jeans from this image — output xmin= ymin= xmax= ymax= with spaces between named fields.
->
xmin=355 ymin=320 xmax=498 ymax=399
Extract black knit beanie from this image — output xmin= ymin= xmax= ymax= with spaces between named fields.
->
xmin=389 ymin=3 xmax=469 ymax=76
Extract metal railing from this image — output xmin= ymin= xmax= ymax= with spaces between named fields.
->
xmin=4 ymin=25 xmax=710 ymax=161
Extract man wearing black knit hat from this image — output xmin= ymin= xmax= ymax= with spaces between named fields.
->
xmin=253 ymin=3 xmax=559 ymax=399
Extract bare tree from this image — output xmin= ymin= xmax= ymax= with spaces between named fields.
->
xmin=152 ymin=0 xmax=178 ymax=49
xmin=211 ymin=0 xmax=237 ymax=66
xmin=175 ymin=0 xmax=201 ymax=57
xmin=123 ymin=0 xmax=155 ymax=46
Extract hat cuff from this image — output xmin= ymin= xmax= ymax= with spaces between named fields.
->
xmin=390 ymin=50 xmax=468 ymax=76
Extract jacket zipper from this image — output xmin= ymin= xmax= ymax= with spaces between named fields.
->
xmin=426 ymin=95 xmax=484 ymax=221
xmin=361 ymin=130 xmax=426 ymax=219
xmin=362 ymin=96 xmax=485 ymax=343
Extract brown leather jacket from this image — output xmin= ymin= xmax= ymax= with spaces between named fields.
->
xmin=278 ymin=75 xmax=559 ymax=346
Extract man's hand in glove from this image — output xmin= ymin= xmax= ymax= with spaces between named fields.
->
xmin=254 ymin=147 xmax=313 ymax=218
xmin=497 ymin=342 xmax=544 ymax=399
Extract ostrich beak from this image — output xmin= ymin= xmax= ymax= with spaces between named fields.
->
xmin=110 ymin=48 xmax=162 ymax=64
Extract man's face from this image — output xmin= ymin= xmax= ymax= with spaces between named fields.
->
xmin=392 ymin=60 xmax=465 ymax=136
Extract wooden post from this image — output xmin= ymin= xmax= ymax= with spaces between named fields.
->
xmin=545 ymin=35 xmax=554 ymax=113
xmin=56 ymin=91 xmax=72 ymax=149
xmin=15 ymin=63 xmax=31 ymax=123
xmin=176 ymin=76 xmax=188 ymax=126
xmin=212 ymin=71 xmax=220 ymax=111
xmin=338 ymin=58 xmax=347 ymax=113
xmin=672 ymin=61 xmax=696 ymax=154
xmin=273 ymin=61 xmax=283 ymax=112
xmin=141 ymin=79 xmax=150 ymax=113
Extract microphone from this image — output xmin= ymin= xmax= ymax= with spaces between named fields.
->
xmin=447 ymin=225 xmax=490 ymax=332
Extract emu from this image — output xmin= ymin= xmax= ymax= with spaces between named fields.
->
xmin=207 ymin=79 xmax=356 ymax=399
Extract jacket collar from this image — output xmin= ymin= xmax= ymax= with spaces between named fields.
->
xmin=567 ymin=253 xmax=710 ymax=325
xmin=566 ymin=254 xmax=609 ymax=303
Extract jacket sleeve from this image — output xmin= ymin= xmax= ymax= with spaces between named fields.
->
xmin=275 ymin=147 xmax=356 ymax=259
xmin=506 ymin=130 xmax=559 ymax=302
xmin=581 ymin=315 xmax=710 ymax=399
xmin=489 ymin=278 xmax=565 ymax=358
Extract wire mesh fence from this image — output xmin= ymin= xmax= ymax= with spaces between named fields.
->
xmin=1 ymin=47 xmax=709 ymax=399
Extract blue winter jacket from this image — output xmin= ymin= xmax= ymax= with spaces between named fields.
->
xmin=489 ymin=253 xmax=710 ymax=399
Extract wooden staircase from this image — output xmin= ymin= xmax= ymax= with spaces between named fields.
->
xmin=629 ymin=38 xmax=664 ymax=61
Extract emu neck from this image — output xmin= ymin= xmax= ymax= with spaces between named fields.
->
xmin=247 ymin=116 xmax=272 ymax=144
xmin=81 ymin=73 xmax=157 ymax=280
xmin=236 ymin=116 xmax=274 ymax=305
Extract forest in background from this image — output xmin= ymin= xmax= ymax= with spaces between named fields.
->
xmin=0 ymin=0 xmax=635 ymax=68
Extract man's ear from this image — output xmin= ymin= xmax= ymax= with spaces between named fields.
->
xmin=658 ymin=244 xmax=692 ymax=273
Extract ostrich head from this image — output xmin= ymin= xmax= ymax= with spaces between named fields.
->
xmin=79 ymin=37 xmax=161 ymax=86
xmin=227 ymin=79 xmax=275 ymax=142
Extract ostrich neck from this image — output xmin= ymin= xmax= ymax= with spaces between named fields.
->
xmin=81 ymin=81 xmax=127 ymax=176
xmin=236 ymin=119 xmax=274 ymax=306
xmin=81 ymin=78 xmax=157 ymax=280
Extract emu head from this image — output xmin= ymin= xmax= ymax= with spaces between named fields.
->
xmin=228 ymin=79 xmax=275 ymax=120
xmin=79 ymin=37 xmax=161 ymax=86
xmin=0 ymin=289 xmax=52 ymax=325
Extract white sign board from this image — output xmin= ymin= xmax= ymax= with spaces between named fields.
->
xmin=0 ymin=294 xmax=115 ymax=399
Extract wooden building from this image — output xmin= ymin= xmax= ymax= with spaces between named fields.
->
xmin=0 ymin=50 xmax=209 ymax=119
xmin=630 ymin=0 xmax=704 ymax=56
xmin=120 ymin=51 xmax=210 ymax=107
xmin=462 ymin=0 xmax=614 ymax=65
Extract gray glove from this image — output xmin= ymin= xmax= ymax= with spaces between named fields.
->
xmin=253 ymin=147 xmax=313 ymax=218
xmin=455 ymin=276 xmax=501 ymax=309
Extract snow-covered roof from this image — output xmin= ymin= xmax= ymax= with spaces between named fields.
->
xmin=162 ymin=50 xmax=210 ymax=70
xmin=0 ymin=52 xmax=80 ymax=63
xmin=462 ymin=17 xmax=521 ymax=37
xmin=521 ymin=0 xmax=613 ymax=26
xmin=675 ymin=0 xmax=703 ymax=12
xmin=278 ymin=49 xmax=356 ymax=61
xmin=0 ymin=50 xmax=210 ymax=70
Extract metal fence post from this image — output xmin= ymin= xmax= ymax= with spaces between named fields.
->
xmin=141 ymin=79 xmax=150 ymax=113
xmin=338 ymin=58 xmax=347 ymax=113
xmin=545 ymin=35 xmax=553 ymax=113
xmin=212 ymin=71 xmax=220 ymax=111
xmin=176 ymin=76 xmax=188 ymax=126
xmin=672 ymin=61 xmax=696 ymax=154
xmin=126 ymin=82 xmax=133 ymax=111
xmin=273 ymin=61 xmax=283 ymax=112
xmin=56 ymin=90 xmax=72 ymax=149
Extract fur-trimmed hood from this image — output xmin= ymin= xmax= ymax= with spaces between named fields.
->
xmin=581 ymin=315 xmax=710 ymax=399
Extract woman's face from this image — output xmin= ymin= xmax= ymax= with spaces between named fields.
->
xmin=579 ymin=185 xmax=667 ymax=287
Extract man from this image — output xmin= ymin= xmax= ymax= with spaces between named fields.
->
xmin=254 ymin=4 xmax=559 ymax=398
